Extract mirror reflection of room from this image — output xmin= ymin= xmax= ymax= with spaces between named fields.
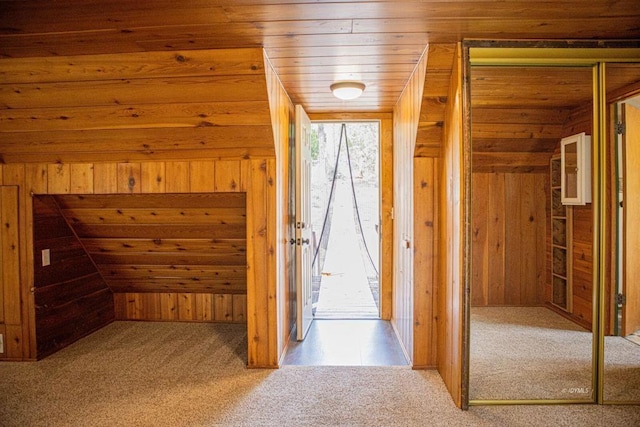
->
xmin=469 ymin=65 xmax=595 ymax=401
xmin=604 ymin=63 xmax=640 ymax=403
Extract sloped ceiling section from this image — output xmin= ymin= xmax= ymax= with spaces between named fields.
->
xmin=0 ymin=48 xmax=275 ymax=164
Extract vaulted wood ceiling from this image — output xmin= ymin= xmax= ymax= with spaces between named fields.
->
xmin=1 ymin=0 xmax=639 ymax=113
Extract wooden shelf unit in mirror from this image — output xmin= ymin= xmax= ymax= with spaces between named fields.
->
xmin=551 ymin=155 xmax=573 ymax=311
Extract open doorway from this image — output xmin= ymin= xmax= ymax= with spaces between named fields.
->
xmin=284 ymin=120 xmax=406 ymax=366
xmin=309 ymin=122 xmax=380 ymax=319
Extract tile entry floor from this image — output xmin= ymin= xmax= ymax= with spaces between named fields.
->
xmin=282 ymin=319 xmax=408 ymax=366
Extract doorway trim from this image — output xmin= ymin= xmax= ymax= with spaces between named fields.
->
xmin=307 ymin=113 xmax=393 ymax=321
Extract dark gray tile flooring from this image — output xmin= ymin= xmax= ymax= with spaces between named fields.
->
xmin=282 ymin=319 xmax=408 ymax=366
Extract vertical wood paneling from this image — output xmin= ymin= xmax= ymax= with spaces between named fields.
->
xmin=177 ymin=293 xmax=195 ymax=320
xmin=195 ymin=294 xmax=213 ymax=321
xmin=487 ymin=173 xmax=505 ymax=305
xmin=160 ymin=293 xmax=178 ymax=320
xmin=246 ymin=158 xmax=275 ymax=367
xmin=117 ymin=163 xmax=141 ymax=193
xmin=26 ymin=164 xmax=48 ymax=194
xmin=93 ymin=163 xmax=118 ymax=194
xmin=165 ymin=161 xmax=190 ymax=193
xmin=233 ymin=294 xmax=247 ymax=322
xmin=141 ymin=162 xmax=166 ymax=193
xmin=0 ymin=48 xmax=278 ymax=365
xmin=380 ymin=117 xmax=394 ymax=321
xmin=520 ymin=174 xmax=537 ymax=304
xmin=1 ymin=187 xmax=20 ymax=324
xmin=69 ymin=163 xmax=94 ymax=194
xmin=471 ymin=172 xmax=546 ymax=307
xmin=504 ymin=174 xmax=522 ymax=304
xmin=47 ymin=163 xmax=71 ymax=194
xmin=265 ymin=51 xmax=294 ymax=361
xmin=392 ymin=46 xmax=428 ymax=365
xmin=189 ymin=161 xmax=215 ymax=192
xmin=2 ymin=165 xmax=32 ymax=359
xmin=471 ymin=173 xmax=489 ymax=306
xmin=214 ymin=294 xmax=233 ymax=322
xmin=413 ymin=156 xmax=439 ymax=368
xmin=1 ymin=186 xmax=22 ymax=359
xmin=214 ymin=160 xmax=241 ymax=192
xmin=438 ymin=43 xmax=463 ymax=408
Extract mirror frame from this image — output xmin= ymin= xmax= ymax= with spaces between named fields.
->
xmin=462 ymin=40 xmax=640 ymax=407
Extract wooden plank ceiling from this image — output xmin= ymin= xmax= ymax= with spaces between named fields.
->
xmin=471 ymin=64 xmax=640 ymax=172
xmin=1 ymin=1 xmax=639 ymax=114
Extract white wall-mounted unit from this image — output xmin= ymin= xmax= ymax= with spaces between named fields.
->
xmin=561 ymin=132 xmax=592 ymax=205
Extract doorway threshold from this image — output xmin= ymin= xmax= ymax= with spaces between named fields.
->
xmin=282 ymin=319 xmax=408 ymax=366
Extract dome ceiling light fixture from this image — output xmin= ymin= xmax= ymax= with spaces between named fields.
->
xmin=330 ymin=81 xmax=366 ymax=100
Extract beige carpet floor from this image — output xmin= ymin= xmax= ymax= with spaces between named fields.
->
xmin=470 ymin=307 xmax=593 ymax=401
xmin=470 ymin=306 xmax=640 ymax=402
xmin=0 ymin=321 xmax=638 ymax=426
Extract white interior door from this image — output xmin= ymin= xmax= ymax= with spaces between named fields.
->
xmin=295 ymin=104 xmax=313 ymax=340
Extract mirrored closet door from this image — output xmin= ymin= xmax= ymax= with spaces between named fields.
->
xmin=603 ymin=62 xmax=640 ymax=404
xmin=468 ymin=63 xmax=596 ymax=402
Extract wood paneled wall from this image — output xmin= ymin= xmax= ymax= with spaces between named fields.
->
xmin=392 ymin=47 xmax=427 ymax=364
xmin=413 ymin=157 xmax=439 ymax=368
xmin=32 ymin=196 xmax=114 ymax=358
xmin=0 ymin=48 xmax=283 ymax=367
xmin=47 ymin=192 xmax=249 ymax=325
xmin=471 ymin=172 xmax=547 ymax=306
xmin=544 ymin=104 xmax=594 ymax=330
xmin=264 ymin=52 xmax=295 ymax=361
xmin=438 ymin=43 xmax=464 ymax=408
xmin=0 ymin=186 xmax=23 ymax=360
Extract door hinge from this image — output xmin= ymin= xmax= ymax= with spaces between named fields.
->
xmin=616 ymin=293 xmax=626 ymax=305
xmin=615 ymin=122 xmax=625 ymax=135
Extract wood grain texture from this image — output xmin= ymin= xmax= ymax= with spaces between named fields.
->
xmin=265 ymin=53 xmax=295 ymax=359
xmin=32 ymin=195 xmax=114 ymax=359
xmin=471 ymin=172 xmax=547 ymax=307
xmin=1 ymin=1 xmax=636 ymax=114
xmin=0 ymin=157 xmax=277 ymax=366
xmin=438 ymin=43 xmax=463 ymax=408
xmin=413 ymin=157 xmax=439 ymax=368
xmin=392 ymin=48 xmax=427 ymax=365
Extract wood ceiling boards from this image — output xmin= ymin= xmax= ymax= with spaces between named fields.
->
xmin=1 ymin=1 xmax=639 ymax=113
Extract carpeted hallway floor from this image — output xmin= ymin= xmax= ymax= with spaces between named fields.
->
xmin=0 ymin=321 xmax=639 ymax=426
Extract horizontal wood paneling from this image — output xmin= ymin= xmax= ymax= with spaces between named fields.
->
xmin=0 ymin=47 xmax=280 ymax=366
xmin=470 ymin=66 xmax=594 ymax=173
xmin=0 ymin=48 xmax=275 ymax=165
xmin=471 ymin=172 xmax=547 ymax=307
xmin=1 ymin=1 xmax=636 ymax=114
xmin=32 ymin=195 xmax=114 ymax=359
xmin=53 ymin=193 xmax=248 ymax=297
xmin=3 ymin=156 xmax=277 ymax=366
